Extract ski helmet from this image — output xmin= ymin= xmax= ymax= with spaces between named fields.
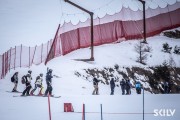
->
xmin=40 ymin=73 xmax=43 ymax=77
xmin=49 ymin=69 xmax=53 ymax=73
xmin=28 ymin=70 xmax=32 ymax=74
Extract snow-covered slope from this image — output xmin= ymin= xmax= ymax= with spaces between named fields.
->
xmin=0 ymin=33 xmax=180 ymax=120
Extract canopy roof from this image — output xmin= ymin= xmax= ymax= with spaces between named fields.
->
xmin=60 ymin=0 xmax=179 ymax=25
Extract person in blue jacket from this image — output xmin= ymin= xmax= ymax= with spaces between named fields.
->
xmin=135 ymin=81 xmax=142 ymax=94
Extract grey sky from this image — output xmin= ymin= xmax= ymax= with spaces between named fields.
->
xmin=0 ymin=0 xmax=61 ymax=54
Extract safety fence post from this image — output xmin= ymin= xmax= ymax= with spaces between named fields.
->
xmin=14 ymin=46 xmax=16 ymax=70
xmin=9 ymin=47 xmax=12 ymax=72
xmin=41 ymin=43 xmax=43 ymax=63
xmin=29 ymin=46 xmax=30 ymax=67
xmin=31 ymin=45 xmax=37 ymax=65
xmin=20 ymin=44 xmax=22 ymax=68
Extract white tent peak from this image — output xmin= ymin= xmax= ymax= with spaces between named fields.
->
xmin=60 ymin=0 xmax=179 ymax=25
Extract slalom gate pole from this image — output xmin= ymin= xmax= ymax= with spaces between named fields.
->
xmin=100 ymin=104 xmax=103 ymax=120
xmin=143 ymin=87 xmax=144 ymax=120
xmin=48 ymin=94 xmax=52 ymax=120
xmin=82 ymin=104 xmax=85 ymax=120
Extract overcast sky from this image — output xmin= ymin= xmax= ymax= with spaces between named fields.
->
xmin=0 ymin=0 xmax=61 ymax=54
xmin=0 ymin=0 xmax=178 ymax=54
xmin=0 ymin=0 xmax=113 ymax=54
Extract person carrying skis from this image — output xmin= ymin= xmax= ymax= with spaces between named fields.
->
xmin=110 ymin=78 xmax=115 ymax=95
xmin=11 ymin=72 xmax=19 ymax=92
xmin=135 ymin=81 xmax=142 ymax=94
xmin=120 ymin=79 xmax=126 ymax=95
xmin=44 ymin=69 xmax=53 ymax=96
xmin=21 ymin=70 xmax=32 ymax=96
xmin=30 ymin=73 xmax=44 ymax=96
xmin=92 ymin=77 xmax=101 ymax=95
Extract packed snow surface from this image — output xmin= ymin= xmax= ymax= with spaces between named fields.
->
xmin=0 ymin=34 xmax=180 ymax=120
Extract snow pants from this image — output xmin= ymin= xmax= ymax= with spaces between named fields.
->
xmin=110 ymin=86 xmax=115 ymax=95
xmin=45 ymin=85 xmax=53 ymax=96
xmin=22 ymin=83 xmax=32 ymax=95
xmin=92 ymin=85 xmax=99 ymax=95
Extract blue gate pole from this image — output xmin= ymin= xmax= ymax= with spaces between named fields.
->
xmin=101 ymin=104 xmax=103 ymax=120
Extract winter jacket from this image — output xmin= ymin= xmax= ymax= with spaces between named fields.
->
xmin=120 ymin=80 xmax=126 ymax=87
xmin=126 ymin=80 xmax=131 ymax=89
xmin=93 ymin=78 xmax=100 ymax=85
xmin=110 ymin=79 xmax=115 ymax=88
xmin=46 ymin=72 xmax=53 ymax=86
xmin=13 ymin=74 xmax=18 ymax=83
xmin=135 ymin=82 xmax=141 ymax=89
xmin=35 ymin=76 xmax=43 ymax=85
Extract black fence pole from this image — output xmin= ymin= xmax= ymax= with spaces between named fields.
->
xmin=64 ymin=0 xmax=94 ymax=61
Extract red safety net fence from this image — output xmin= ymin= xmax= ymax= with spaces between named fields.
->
xmin=1 ymin=3 xmax=180 ymax=79
xmin=45 ymin=3 xmax=180 ymax=64
xmin=0 ymin=40 xmax=53 ymax=79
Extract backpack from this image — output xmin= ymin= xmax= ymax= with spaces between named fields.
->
xmin=21 ymin=76 xmax=26 ymax=84
xmin=135 ymin=83 xmax=141 ymax=88
xmin=11 ymin=76 xmax=15 ymax=82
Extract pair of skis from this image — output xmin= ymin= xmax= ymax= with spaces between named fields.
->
xmin=13 ymin=94 xmax=61 ymax=98
xmin=7 ymin=91 xmax=60 ymax=98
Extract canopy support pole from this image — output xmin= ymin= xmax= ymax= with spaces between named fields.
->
xmin=64 ymin=0 xmax=94 ymax=60
xmin=139 ymin=0 xmax=147 ymax=43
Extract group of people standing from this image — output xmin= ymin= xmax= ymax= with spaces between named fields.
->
xmin=92 ymin=77 xmax=143 ymax=95
xmin=11 ymin=69 xmax=54 ymax=96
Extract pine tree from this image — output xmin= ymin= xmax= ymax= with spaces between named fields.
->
xmin=134 ymin=40 xmax=147 ymax=65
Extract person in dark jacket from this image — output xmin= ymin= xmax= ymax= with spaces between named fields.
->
xmin=169 ymin=80 xmax=173 ymax=93
xmin=163 ymin=81 xmax=169 ymax=94
xmin=125 ymin=79 xmax=131 ymax=95
xmin=21 ymin=70 xmax=32 ymax=96
xmin=12 ymin=72 xmax=19 ymax=92
xmin=92 ymin=77 xmax=100 ymax=95
xmin=110 ymin=78 xmax=115 ymax=95
xmin=120 ymin=79 xmax=126 ymax=95
xmin=44 ymin=69 xmax=53 ymax=96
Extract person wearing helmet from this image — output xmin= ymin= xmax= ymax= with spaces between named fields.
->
xmin=92 ymin=77 xmax=101 ymax=95
xmin=21 ymin=70 xmax=32 ymax=96
xmin=30 ymin=73 xmax=44 ymax=96
xmin=11 ymin=72 xmax=19 ymax=92
xmin=44 ymin=69 xmax=53 ymax=96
